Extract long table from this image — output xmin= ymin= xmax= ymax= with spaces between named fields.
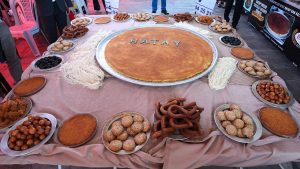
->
xmin=1 ymin=15 xmax=300 ymax=169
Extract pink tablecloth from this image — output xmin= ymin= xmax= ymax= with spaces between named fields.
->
xmin=1 ymin=15 xmax=300 ymax=169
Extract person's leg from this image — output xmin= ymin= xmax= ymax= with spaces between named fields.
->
xmin=152 ymin=0 xmax=158 ymax=13
xmin=232 ymin=0 xmax=244 ymax=28
xmin=224 ymin=0 xmax=234 ymax=22
xmin=161 ymin=0 xmax=166 ymax=10
xmin=53 ymin=2 xmax=68 ymax=35
xmin=93 ymin=0 xmax=100 ymax=10
xmin=0 ymin=22 xmax=22 ymax=83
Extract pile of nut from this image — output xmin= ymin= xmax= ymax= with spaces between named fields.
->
xmin=256 ymin=81 xmax=291 ymax=104
xmin=239 ymin=60 xmax=272 ymax=78
xmin=7 ymin=116 xmax=51 ymax=151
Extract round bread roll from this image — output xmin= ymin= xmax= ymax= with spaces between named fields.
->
xmin=111 ymin=124 xmax=124 ymax=136
xmin=230 ymin=104 xmax=241 ymax=111
xmin=103 ymin=130 xmax=115 ymax=142
xmin=233 ymin=109 xmax=243 ymax=119
xmin=221 ymin=120 xmax=231 ymax=128
xmin=233 ymin=119 xmax=245 ymax=129
xmin=126 ymin=127 xmax=137 ymax=136
xmin=133 ymin=115 xmax=144 ymax=122
xmin=131 ymin=122 xmax=143 ymax=133
xmin=121 ymin=115 xmax=134 ymax=127
xmin=112 ymin=121 xmax=122 ymax=127
xmin=117 ymin=131 xmax=128 ymax=141
xmin=225 ymin=125 xmax=237 ymax=136
xmin=225 ymin=110 xmax=236 ymax=121
xmin=108 ymin=140 xmax=122 ymax=152
xmin=237 ymin=129 xmax=243 ymax=138
xmin=242 ymin=126 xmax=254 ymax=138
xmin=242 ymin=115 xmax=253 ymax=125
xmin=123 ymin=139 xmax=136 ymax=151
xmin=216 ymin=111 xmax=226 ymax=121
xmin=143 ymin=120 xmax=151 ymax=132
xmin=134 ymin=133 xmax=147 ymax=145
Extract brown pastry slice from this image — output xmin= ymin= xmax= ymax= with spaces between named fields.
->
xmin=153 ymin=15 xmax=169 ymax=23
xmin=259 ymin=107 xmax=298 ymax=137
xmin=13 ymin=76 xmax=46 ymax=97
xmin=58 ymin=114 xmax=97 ymax=147
xmin=231 ymin=47 xmax=254 ymax=60
xmin=95 ymin=17 xmax=111 ymax=24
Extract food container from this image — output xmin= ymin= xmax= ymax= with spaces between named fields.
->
xmin=265 ymin=11 xmax=291 ymax=39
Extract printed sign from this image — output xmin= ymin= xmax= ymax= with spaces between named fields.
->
xmin=105 ymin=0 xmax=119 ymax=14
xmin=195 ymin=0 xmax=216 ymax=16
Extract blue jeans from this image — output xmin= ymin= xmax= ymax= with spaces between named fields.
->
xmin=152 ymin=0 xmax=166 ymax=11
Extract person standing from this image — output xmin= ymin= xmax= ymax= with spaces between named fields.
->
xmin=152 ymin=0 xmax=169 ymax=15
xmin=93 ymin=0 xmax=106 ymax=13
xmin=35 ymin=0 xmax=73 ymax=44
xmin=0 ymin=17 xmax=23 ymax=83
xmin=224 ymin=0 xmax=244 ymax=29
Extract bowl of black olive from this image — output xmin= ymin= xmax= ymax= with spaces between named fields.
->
xmin=32 ymin=55 xmax=63 ymax=71
xmin=219 ymin=36 xmax=243 ymax=47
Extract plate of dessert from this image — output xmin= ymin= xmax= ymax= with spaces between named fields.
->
xmin=152 ymin=98 xmax=209 ymax=143
xmin=13 ymin=76 xmax=47 ymax=97
xmin=61 ymin=25 xmax=89 ymax=39
xmin=96 ymin=24 xmax=218 ymax=86
xmin=31 ymin=54 xmax=64 ymax=72
xmin=252 ymin=80 xmax=295 ymax=109
xmin=71 ymin=17 xmax=93 ymax=27
xmin=209 ymin=21 xmax=232 ymax=34
xmin=0 ymin=96 xmax=32 ymax=132
xmin=94 ymin=17 xmax=111 ymax=24
xmin=133 ymin=12 xmax=151 ymax=21
xmin=102 ymin=112 xmax=151 ymax=154
xmin=259 ymin=107 xmax=298 ymax=138
xmin=231 ymin=47 xmax=254 ymax=60
xmin=0 ymin=113 xmax=57 ymax=156
xmin=214 ymin=104 xmax=262 ymax=143
xmin=238 ymin=60 xmax=272 ymax=79
xmin=195 ymin=16 xmax=214 ymax=25
xmin=173 ymin=13 xmax=193 ymax=22
xmin=219 ymin=36 xmax=243 ymax=47
xmin=153 ymin=15 xmax=169 ymax=23
xmin=57 ymin=114 xmax=97 ymax=147
xmin=47 ymin=39 xmax=74 ymax=54
xmin=112 ymin=13 xmax=131 ymax=22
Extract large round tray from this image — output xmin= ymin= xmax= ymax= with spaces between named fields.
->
xmin=102 ymin=111 xmax=150 ymax=155
xmin=214 ymin=104 xmax=262 ymax=144
xmin=251 ymin=80 xmax=295 ymax=109
xmin=0 ymin=97 xmax=33 ymax=132
xmin=0 ymin=113 xmax=57 ymax=156
xmin=95 ymin=24 xmax=218 ymax=86
xmin=218 ymin=36 xmax=244 ymax=48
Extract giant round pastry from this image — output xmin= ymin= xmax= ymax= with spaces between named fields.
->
xmin=259 ymin=107 xmax=298 ymax=137
xmin=58 ymin=114 xmax=97 ymax=147
xmin=13 ymin=77 xmax=46 ymax=97
xmin=104 ymin=27 xmax=214 ymax=82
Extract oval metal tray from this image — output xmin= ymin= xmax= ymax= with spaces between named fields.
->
xmin=0 ymin=97 xmax=33 ymax=132
xmin=47 ymin=40 xmax=75 ymax=54
xmin=258 ymin=107 xmax=299 ymax=138
xmin=208 ymin=25 xmax=232 ymax=34
xmin=30 ymin=54 xmax=65 ymax=72
xmin=95 ymin=24 xmax=219 ymax=87
xmin=71 ymin=17 xmax=93 ymax=27
xmin=251 ymin=80 xmax=295 ymax=109
xmin=0 ymin=113 xmax=57 ymax=156
xmin=237 ymin=60 xmax=272 ymax=79
xmin=102 ymin=111 xmax=150 ymax=155
xmin=111 ymin=14 xmax=131 ymax=22
xmin=214 ymin=104 xmax=262 ymax=144
xmin=218 ymin=36 xmax=244 ymax=48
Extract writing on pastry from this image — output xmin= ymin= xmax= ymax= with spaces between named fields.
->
xmin=129 ymin=38 xmax=181 ymax=47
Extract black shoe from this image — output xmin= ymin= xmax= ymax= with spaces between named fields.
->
xmin=152 ymin=10 xmax=156 ymax=13
xmin=161 ymin=10 xmax=169 ymax=15
xmin=232 ymin=25 xmax=237 ymax=29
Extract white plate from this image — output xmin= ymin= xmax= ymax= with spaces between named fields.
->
xmin=30 ymin=54 xmax=65 ymax=72
xmin=214 ymin=104 xmax=262 ymax=144
xmin=71 ymin=17 xmax=93 ymax=26
xmin=47 ymin=40 xmax=75 ymax=54
xmin=102 ymin=112 xmax=150 ymax=155
xmin=133 ymin=13 xmax=152 ymax=22
xmin=218 ymin=36 xmax=244 ymax=48
xmin=194 ymin=16 xmax=213 ymax=25
xmin=0 ymin=113 xmax=57 ymax=156
xmin=95 ymin=24 xmax=219 ymax=87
